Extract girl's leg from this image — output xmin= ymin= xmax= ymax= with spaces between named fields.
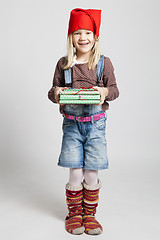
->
xmin=69 ymin=168 xmax=84 ymax=186
xmin=83 ymin=169 xmax=98 ymax=186
xmin=82 ymin=169 xmax=103 ymax=235
xmin=65 ymin=168 xmax=84 ymax=234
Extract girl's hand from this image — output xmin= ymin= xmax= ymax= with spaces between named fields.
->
xmin=54 ymin=87 xmax=68 ymax=104
xmin=93 ymin=87 xmax=108 ymax=105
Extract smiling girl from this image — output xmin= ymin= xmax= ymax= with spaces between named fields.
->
xmin=48 ymin=8 xmax=119 ymax=235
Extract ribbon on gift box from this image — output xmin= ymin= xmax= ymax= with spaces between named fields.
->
xmin=59 ymin=87 xmax=101 ymax=104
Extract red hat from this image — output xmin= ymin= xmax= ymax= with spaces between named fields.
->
xmin=68 ymin=8 xmax=102 ymax=38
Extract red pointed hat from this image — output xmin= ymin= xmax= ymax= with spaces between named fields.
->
xmin=68 ymin=8 xmax=102 ymax=38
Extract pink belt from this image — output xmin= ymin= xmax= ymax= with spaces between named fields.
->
xmin=64 ymin=112 xmax=105 ymax=122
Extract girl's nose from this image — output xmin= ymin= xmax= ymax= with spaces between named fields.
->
xmin=79 ymin=33 xmax=86 ymax=40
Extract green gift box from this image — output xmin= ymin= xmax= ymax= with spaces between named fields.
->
xmin=59 ymin=88 xmax=101 ymax=104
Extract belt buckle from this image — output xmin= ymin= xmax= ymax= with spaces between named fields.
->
xmin=91 ymin=115 xmax=94 ymax=123
xmin=77 ymin=115 xmax=97 ymax=122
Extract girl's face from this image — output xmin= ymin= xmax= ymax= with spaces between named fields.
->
xmin=72 ymin=29 xmax=95 ymax=56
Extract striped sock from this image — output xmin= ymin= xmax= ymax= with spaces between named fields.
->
xmin=82 ymin=179 xmax=103 ymax=235
xmin=65 ymin=183 xmax=85 ymax=235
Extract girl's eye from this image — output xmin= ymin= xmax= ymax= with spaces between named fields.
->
xmin=87 ymin=32 xmax=92 ymax=34
xmin=74 ymin=32 xmax=80 ymax=35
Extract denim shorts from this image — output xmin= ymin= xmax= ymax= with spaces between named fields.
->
xmin=58 ymin=105 xmax=109 ymax=170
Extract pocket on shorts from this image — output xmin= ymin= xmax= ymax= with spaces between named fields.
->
xmin=94 ymin=117 xmax=106 ymax=130
xmin=62 ymin=118 xmax=74 ymax=129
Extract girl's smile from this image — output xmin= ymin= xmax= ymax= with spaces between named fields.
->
xmin=78 ymin=42 xmax=89 ymax=45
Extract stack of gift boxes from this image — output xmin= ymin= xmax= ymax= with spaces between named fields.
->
xmin=59 ymin=88 xmax=101 ymax=104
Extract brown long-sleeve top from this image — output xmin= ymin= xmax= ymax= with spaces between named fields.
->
xmin=48 ymin=56 xmax=119 ymax=113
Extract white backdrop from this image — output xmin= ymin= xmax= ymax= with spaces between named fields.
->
xmin=0 ymin=0 xmax=160 ymax=239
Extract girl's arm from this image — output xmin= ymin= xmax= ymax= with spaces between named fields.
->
xmin=48 ymin=57 xmax=66 ymax=103
xmin=102 ymin=57 xmax=119 ymax=102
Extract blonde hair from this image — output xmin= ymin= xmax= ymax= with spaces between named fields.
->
xmin=63 ymin=33 xmax=101 ymax=71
